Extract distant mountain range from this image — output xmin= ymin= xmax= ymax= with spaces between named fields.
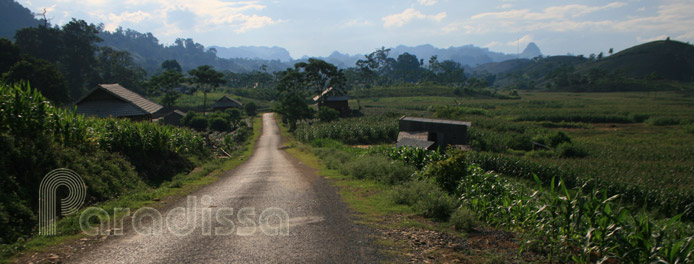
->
xmin=209 ymin=46 xmax=293 ymax=62
xmin=211 ymin=43 xmax=543 ymax=69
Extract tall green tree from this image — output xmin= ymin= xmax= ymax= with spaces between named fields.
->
xmin=2 ymin=56 xmax=70 ymax=103
xmin=14 ymin=25 xmax=63 ymax=63
xmin=188 ymin=65 xmax=225 ymax=112
xmin=61 ymin=19 xmax=102 ymax=99
xmin=274 ymin=68 xmax=314 ymax=131
xmin=95 ymin=46 xmax=146 ymax=94
xmin=147 ymin=70 xmax=184 ymax=107
xmin=395 ymin=52 xmax=421 ymax=83
xmin=293 ymin=58 xmax=345 ymax=104
xmin=0 ymin=38 xmax=20 ymax=73
xmin=161 ymin=59 xmax=182 ymax=73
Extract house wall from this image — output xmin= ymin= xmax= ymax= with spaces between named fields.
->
xmin=399 ymin=119 xmax=468 ymax=146
xmin=322 ymin=100 xmax=349 ymax=113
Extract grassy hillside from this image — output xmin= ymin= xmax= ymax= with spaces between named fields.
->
xmin=585 ymin=40 xmax=694 ymax=81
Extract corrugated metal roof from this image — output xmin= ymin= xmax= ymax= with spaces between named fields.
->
xmin=312 ymin=87 xmax=333 ymax=101
xmin=76 ymin=83 xmax=163 ymax=117
xmin=396 ymin=137 xmax=435 ymax=149
xmin=212 ymin=95 xmax=243 ymax=108
xmin=400 ymin=116 xmax=471 ymax=126
xmin=326 ymin=96 xmax=349 ymax=101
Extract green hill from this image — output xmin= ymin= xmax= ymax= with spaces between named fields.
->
xmin=0 ymin=0 xmax=40 ymax=40
xmin=584 ymin=40 xmax=694 ymax=82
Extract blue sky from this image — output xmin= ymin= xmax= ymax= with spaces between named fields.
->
xmin=21 ymin=0 xmax=694 ymax=58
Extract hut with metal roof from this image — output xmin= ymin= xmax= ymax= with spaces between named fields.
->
xmin=211 ymin=95 xmax=243 ymax=112
xmin=312 ymin=87 xmax=349 ymax=114
xmin=75 ymin=83 xmax=163 ymax=121
xmin=397 ymin=116 xmax=470 ymax=150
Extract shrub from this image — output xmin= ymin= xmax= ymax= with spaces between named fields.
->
xmin=533 ymin=130 xmax=571 ymax=148
xmin=450 ymin=207 xmax=477 ymax=232
xmin=646 ymin=116 xmax=681 ymax=126
xmin=244 ymin=102 xmax=257 ymax=116
xmin=628 ymin=113 xmax=650 ymax=123
xmin=317 ymin=107 xmax=340 ymax=122
xmin=554 ymin=142 xmax=588 ymax=158
xmin=424 ymin=153 xmax=471 ymax=194
xmin=685 ymin=125 xmax=694 ymax=134
xmin=224 ymin=108 xmax=242 ymax=124
xmin=209 ymin=117 xmax=231 ymax=132
xmin=342 ymin=155 xmax=414 ymax=184
xmin=390 ymin=180 xmax=454 ymax=220
xmin=189 ymin=116 xmax=209 ymax=131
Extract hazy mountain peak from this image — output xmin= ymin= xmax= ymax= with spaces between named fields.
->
xmin=521 ymin=42 xmax=542 ymax=58
xmin=210 ymin=46 xmax=292 ymax=62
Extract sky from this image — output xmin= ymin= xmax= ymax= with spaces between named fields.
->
xmin=21 ymin=0 xmax=694 ymax=58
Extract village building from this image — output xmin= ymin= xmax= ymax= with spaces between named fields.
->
xmin=396 ymin=116 xmax=470 ymax=150
xmin=312 ymin=87 xmax=350 ymax=114
xmin=211 ymin=95 xmax=243 ymax=112
xmin=158 ymin=110 xmax=186 ymax=126
xmin=75 ymin=83 xmax=163 ymax=121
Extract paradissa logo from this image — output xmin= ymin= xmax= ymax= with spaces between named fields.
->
xmin=39 ymin=168 xmax=86 ymax=236
xmin=39 ymin=168 xmax=290 ymax=237
xmin=80 ymin=196 xmax=290 ymax=237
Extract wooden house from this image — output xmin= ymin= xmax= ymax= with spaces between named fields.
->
xmin=211 ymin=95 xmax=243 ymax=112
xmin=397 ymin=116 xmax=470 ymax=150
xmin=75 ymin=84 xmax=163 ymax=121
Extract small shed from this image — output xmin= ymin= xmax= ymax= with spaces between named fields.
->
xmin=397 ymin=116 xmax=470 ymax=150
xmin=75 ymin=83 xmax=163 ymax=121
xmin=160 ymin=110 xmax=186 ymax=126
xmin=313 ymin=87 xmax=349 ymax=114
xmin=211 ymin=95 xmax=243 ymax=111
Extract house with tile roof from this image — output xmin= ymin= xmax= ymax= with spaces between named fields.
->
xmin=211 ymin=95 xmax=243 ymax=112
xmin=75 ymin=83 xmax=163 ymax=121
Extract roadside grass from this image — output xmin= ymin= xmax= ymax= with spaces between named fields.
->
xmin=276 ymin=114 xmax=501 ymax=262
xmin=4 ymin=116 xmax=262 ymax=263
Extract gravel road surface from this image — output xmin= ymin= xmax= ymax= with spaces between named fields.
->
xmin=69 ymin=113 xmax=382 ymax=263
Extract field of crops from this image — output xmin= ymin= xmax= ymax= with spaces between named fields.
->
xmin=294 ymin=115 xmax=399 ymax=145
xmin=291 ymin=87 xmax=694 ymax=260
xmin=0 ymin=82 xmax=208 ymax=245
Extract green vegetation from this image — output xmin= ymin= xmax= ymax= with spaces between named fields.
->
xmin=294 ymin=115 xmax=398 ymax=145
xmin=0 ymin=82 xmax=262 ymax=260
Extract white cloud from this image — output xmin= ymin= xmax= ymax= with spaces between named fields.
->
xmin=484 ymin=41 xmax=503 ymax=48
xmin=101 ymin=10 xmax=152 ymax=31
xmin=462 ymin=2 xmax=627 ymax=34
xmin=637 ymin=35 xmax=668 ymax=42
xmin=507 ymin=34 xmax=533 ymax=47
xmin=382 ymin=8 xmax=446 ymax=28
xmin=500 ymin=4 xmax=512 ymax=9
xmin=418 ymin=0 xmax=437 ymax=6
xmin=472 ymin=2 xmax=627 ymax=20
xmin=342 ymin=18 xmax=370 ymax=28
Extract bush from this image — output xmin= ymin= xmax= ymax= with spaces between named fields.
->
xmin=532 ymin=130 xmax=571 ymax=148
xmin=554 ymin=142 xmax=588 ymax=158
xmin=450 ymin=207 xmax=477 ymax=232
xmin=646 ymin=116 xmax=681 ymax=126
xmin=189 ymin=116 xmax=209 ymax=131
xmin=424 ymin=153 xmax=471 ymax=194
xmin=318 ymin=107 xmax=340 ymax=122
xmin=224 ymin=108 xmax=242 ymax=124
xmin=390 ymin=180 xmax=454 ymax=220
xmin=685 ymin=125 xmax=694 ymax=134
xmin=209 ymin=117 xmax=231 ymax=132
xmin=341 ymin=155 xmax=414 ymax=184
xmin=244 ymin=102 xmax=257 ymax=116
xmin=628 ymin=113 xmax=650 ymax=123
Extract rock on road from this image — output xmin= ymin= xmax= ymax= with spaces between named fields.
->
xmin=70 ymin=113 xmax=382 ymax=263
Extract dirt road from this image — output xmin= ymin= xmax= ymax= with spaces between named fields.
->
xmin=69 ymin=113 xmax=382 ymax=263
